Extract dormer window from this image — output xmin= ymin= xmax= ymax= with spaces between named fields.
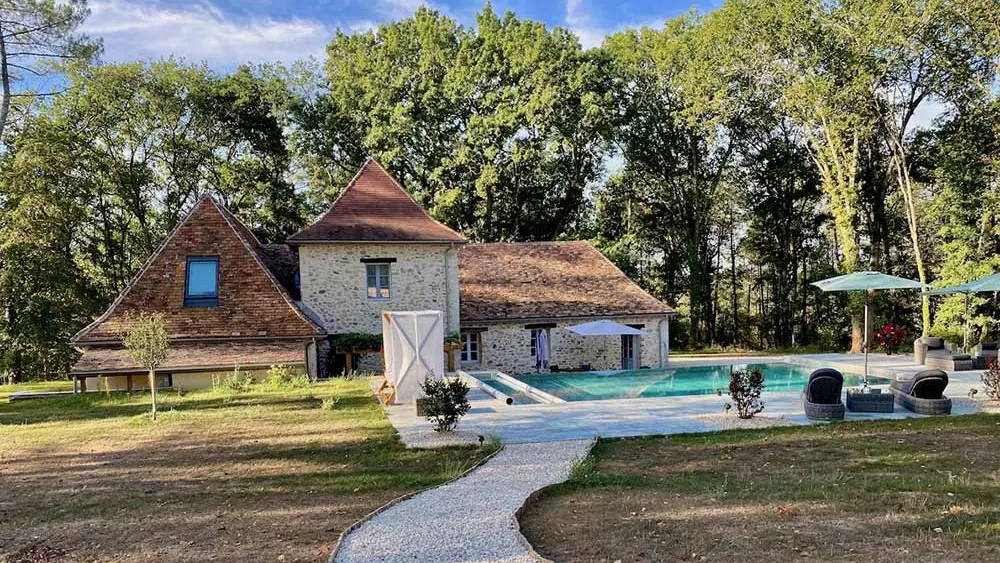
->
xmin=185 ymin=256 xmax=219 ymax=307
xmin=365 ymin=263 xmax=391 ymax=300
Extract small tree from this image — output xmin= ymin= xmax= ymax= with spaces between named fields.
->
xmin=726 ymin=368 xmax=765 ymax=419
xmin=420 ymin=376 xmax=471 ymax=432
xmin=119 ymin=312 xmax=168 ymax=421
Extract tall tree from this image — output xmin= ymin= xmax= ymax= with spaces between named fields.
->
xmin=299 ymin=5 xmax=609 ymax=241
xmin=0 ymin=0 xmax=99 ymax=143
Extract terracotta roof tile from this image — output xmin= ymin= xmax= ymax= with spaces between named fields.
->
xmin=71 ymin=340 xmax=307 ymax=375
xmin=72 ymin=197 xmax=323 ymax=343
xmin=288 ymin=160 xmax=467 ymax=243
xmin=459 ymin=241 xmax=673 ymax=322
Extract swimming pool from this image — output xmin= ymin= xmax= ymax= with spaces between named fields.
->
xmin=511 ymin=363 xmax=888 ymax=402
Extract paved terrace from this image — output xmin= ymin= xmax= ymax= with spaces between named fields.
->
xmin=385 ymin=353 xmax=984 ymax=446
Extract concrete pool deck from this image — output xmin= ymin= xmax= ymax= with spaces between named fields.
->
xmin=386 ymin=353 xmax=986 ymax=446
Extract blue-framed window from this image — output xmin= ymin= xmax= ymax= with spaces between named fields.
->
xmin=184 ymin=256 xmax=219 ymax=307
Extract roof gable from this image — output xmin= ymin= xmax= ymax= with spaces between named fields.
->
xmin=459 ymin=241 xmax=674 ymax=322
xmin=73 ymin=197 xmax=323 ymax=343
xmin=288 ymin=159 xmax=467 ymax=243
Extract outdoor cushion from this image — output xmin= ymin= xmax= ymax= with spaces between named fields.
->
xmin=926 ymin=349 xmax=970 ymax=360
xmin=983 ymin=342 xmax=999 ymax=351
xmin=890 ymin=369 xmax=948 ymax=399
xmin=805 ymin=368 xmax=844 ymax=404
xmin=920 ymin=336 xmax=944 ymax=349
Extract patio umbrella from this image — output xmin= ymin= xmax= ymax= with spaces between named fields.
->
xmin=926 ymin=272 xmax=1000 ymax=352
xmin=567 ymin=320 xmax=643 ymax=370
xmin=811 ymin=271 xmax=924 ymax=383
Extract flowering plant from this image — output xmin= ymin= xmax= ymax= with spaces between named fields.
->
xmin=875 ymin=322 xmax=907 ymax=355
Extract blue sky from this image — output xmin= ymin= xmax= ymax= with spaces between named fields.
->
xmin=81 ymin=0 xmax=720 ymax=68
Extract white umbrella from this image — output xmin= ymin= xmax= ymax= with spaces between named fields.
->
xmin=567 ymin=320 xmax=642 ymax=370
xmin=566 ymin=320 xmax=643 ymax=336
xmin=535 ymin=329 xmax=550 ymax=369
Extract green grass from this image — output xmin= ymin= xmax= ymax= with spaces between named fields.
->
xmin=1 ymin=379 xmax=494 ymax=563
xmin=0 ymin=379 xmax=73 ymax=401
xmin=521 ymin=415 xmax=1000 ymax=562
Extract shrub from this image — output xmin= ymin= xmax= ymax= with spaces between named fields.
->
xmin=214 ymin=368 xmax=254 ymax=394
xmin=982 ymin=359 xmax=1000 ymax=400
xmin=420 ymin=376 xmax=471 ymax=432
xmin=320 ymin=397 xmax=339 ymax=410
xmin=330 ymin=333 xmax=383 ymax=351
xmin=264 ymin=365 xmax=309 ymax=389
xmin=876 ymin=322 xmax=907 ymax=354
xmin=726 ymin=368 xmax=765 ymax=419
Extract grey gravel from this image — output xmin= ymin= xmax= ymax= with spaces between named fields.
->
xmin=334 ymin=439 xmax=592 ymax=563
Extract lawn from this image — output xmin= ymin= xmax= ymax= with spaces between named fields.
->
xmin=0 ymin=379 xmax=492 ymax=563
xmin=520 ymin=415 xmax=1000 ymax=563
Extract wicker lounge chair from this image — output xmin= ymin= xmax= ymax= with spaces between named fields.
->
xmin=890 ymin=369 xmax=952 ymax=415
xmin=803 ymin=368 xmax=846 ymax=420
xmin=972 ymin=342 xmax=999 ymax=368
xmin=915 ymin=337 xmax=973 ymax=371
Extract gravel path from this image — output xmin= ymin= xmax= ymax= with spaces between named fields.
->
xmin=334 ymin=439 xmax=592 ymax=563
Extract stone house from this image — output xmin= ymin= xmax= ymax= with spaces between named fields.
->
xmin=70 ymin=160 xmax=673 ymax=389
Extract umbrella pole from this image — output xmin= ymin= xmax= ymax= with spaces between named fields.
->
xmin=863 ymin=292 xmax=869 ymax=385
xmin=964 ymin=292 xmax=970 ymax=353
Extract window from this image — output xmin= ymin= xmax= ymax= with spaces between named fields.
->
xmin=184 ymin=256 xmax=219 ymax=307
xmin=530 ymin=329 xmax=541 ymax=357
xmin=460 ymin=331 xmax=480 ymax=363
xmin=366 ymin=263 xmax=391 ymax=300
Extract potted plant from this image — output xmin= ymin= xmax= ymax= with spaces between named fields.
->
xmin=876 ymin=322 xmax=907 ymax=355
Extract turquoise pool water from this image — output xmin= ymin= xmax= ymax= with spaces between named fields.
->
xmin=513 ymin=363 xmax=887 ymax=402
xmin=471 ymin=373 xmax=538 ymax=404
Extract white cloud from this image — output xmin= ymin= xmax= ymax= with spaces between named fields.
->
xmin=564 ymin=0 xmax=665 ymax=50
xmin=907 ymin=98 xmax=950 ymax=134
xmin=564 ymin=0 xmax=605 ymax=49
xmin=83 ymin=0 xmax=334 ymax=66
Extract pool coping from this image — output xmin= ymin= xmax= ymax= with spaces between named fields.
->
xmin=467 ymin=358 xmax=892 ymax=406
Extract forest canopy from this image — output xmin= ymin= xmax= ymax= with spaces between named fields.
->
xmin=2 ymin=0 xmax=1000 ymax=380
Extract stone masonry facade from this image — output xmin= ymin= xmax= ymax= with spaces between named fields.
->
xmin=460 ymin=315 xmax=670 ymax=374
xmin=299 ymin=242 xmax=461 ymax=336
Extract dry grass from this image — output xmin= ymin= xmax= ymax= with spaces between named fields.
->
xmin=0 ymin=380 xmax=491 ymax=563
xmin=520 ymin=415 xmax=1000 ymax=563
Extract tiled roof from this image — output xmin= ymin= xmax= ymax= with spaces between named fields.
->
xmin=459 ymin=241 xmax=674 ymax=322
xmin=71 ymin=340 xmax=307 ymax=375
xmin=288 ymin=159 xmax=467 ymax=243
xmin=72 ymin=197 xmax=324 ymax=344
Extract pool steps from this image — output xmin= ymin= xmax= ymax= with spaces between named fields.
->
xmin=456 ymin=370 xmax=565 ymax=404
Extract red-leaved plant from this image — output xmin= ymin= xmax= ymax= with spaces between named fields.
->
xmin=726 ymin=368 xmax=765 ymax=419
xmin=876 ymin=322 xmax=907 ymax=355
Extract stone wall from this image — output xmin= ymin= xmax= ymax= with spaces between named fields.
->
xmin=460 ymin=316 xmax=670 ymax=374
xmin=299 ymin=243 xmax=461 ymax=335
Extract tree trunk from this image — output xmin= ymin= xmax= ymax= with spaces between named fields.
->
xmin=851 ymin=315 xmax=864 ymax=354
xmin=730 ymin=220 xmax=738 ymax=347
xmin=148 ymin=369 xmax=158 ymax=421
xmin=0 ymin=23 xmax=10 ymax=145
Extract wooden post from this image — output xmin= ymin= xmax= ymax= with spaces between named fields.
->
xmin=72 ymin=375 xmax=78 ymax=394
xmin=345 ymin=352 xmax=353 ymax=374
xmin=127 ymin=375 xmax=133 ymax=392
xmin=80 ymin=377 xmax=87 ymax=393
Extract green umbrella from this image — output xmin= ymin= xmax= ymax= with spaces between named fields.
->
xmin=926 ymin=272 xmax=1000 ymax=352
xmin=812 ymin=271 xmax=924 ymax=382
